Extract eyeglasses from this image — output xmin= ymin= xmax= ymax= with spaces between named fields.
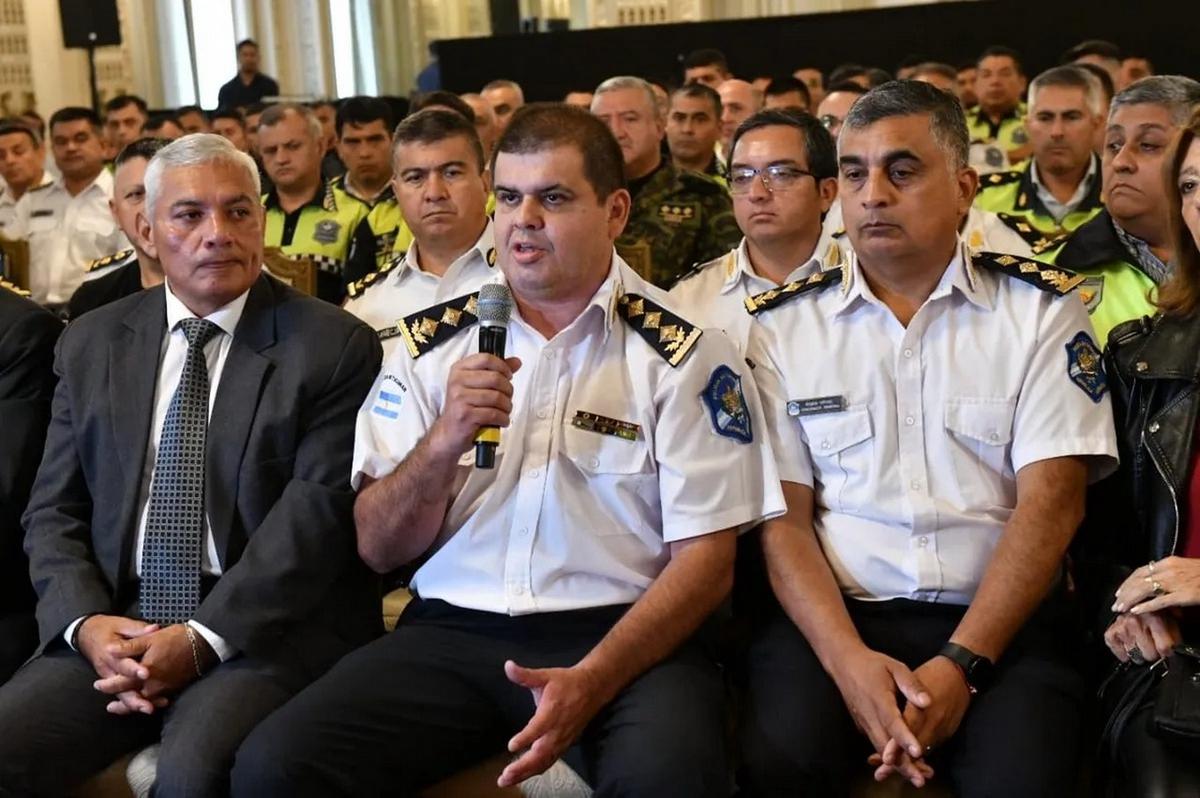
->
xmin=729 ymin=164 xmax=815 ymax=194
xmin=818 ymin=114 xmax=841 ymax=131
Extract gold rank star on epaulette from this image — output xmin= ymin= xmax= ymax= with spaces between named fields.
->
xmin=346 ymin=254 xmax=405 ymax=299
xmin=983 ymin=170 xmax=1022 ymax=188
xmin=995 ymin=214 xmax=1069 ymax=256
xmin=616 ymin=293 xmax=702 ymax=367
xmin=398 ymin=291 xmax=480 ymax=359
xmin=87 ymin=248 xmax=134 ymax=273
xmin=744 ymin=268 xmax=843 ymax=316
xmin=0 ymin=277 xmax=28 ymax=296
xmin=971 ymin=250 xmax=1084 ymax=295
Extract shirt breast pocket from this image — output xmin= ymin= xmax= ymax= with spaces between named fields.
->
xmin=561 ymin=424 xmax=655 ymax=536
xmin=943 ymin=397 xmax=1016 ymax=508
xmin=797 ymin=406 xmax=872 ymax=509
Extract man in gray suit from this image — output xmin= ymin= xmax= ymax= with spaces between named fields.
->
xmin=0 ymin=134 xmax=382 ymax=797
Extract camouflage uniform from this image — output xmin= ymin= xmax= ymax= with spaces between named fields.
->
xmin=617 ymin=161 xmax=741 ymax=289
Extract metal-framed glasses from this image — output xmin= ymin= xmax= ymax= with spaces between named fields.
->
xmin=729 ymin=164 xmax=815 ymax=194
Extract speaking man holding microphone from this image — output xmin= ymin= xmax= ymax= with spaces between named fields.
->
xmin=232 ymin=103 xmax=784 ymax=797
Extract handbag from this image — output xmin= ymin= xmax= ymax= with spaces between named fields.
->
xmin=1152 ymin=643 xmax=1200 ymax=741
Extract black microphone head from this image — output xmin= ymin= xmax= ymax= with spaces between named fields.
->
xmin=478 ymin=282 xmax=513 ymax=327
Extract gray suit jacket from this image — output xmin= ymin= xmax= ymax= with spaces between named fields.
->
xmin=22 ymin=274 xmax=382 ymax=681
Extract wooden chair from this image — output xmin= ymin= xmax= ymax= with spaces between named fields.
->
xmin=0 ymin=236 xmax=30 ymax=291
xmin=262 ymin=248 xmax=316 ymax=296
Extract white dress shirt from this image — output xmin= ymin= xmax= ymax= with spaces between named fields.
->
xmin=353 ymin=254 xmax=785 ymax=615
xmin=343 ymin=221 xmax=496 ymax=360
xmin=0 ymin=172 xmax=51 ymax=238
xmin=751 ymin=241 xmax=1118 ymax=605
xmin=65 ymin=283 xmax=248 ymax=661
xmin=11 ymin=169 xmax=127 ymax=306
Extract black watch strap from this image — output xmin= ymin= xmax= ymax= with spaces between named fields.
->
xmin=939 ymin=642 xmax=995 ymax=694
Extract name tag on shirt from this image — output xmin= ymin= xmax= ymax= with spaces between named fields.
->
xmin=787 ymin=395 xmax=847 ymax=417
xmin=30 ymin=209 xmax=53 ymax=218
xmin=572 ymin=410 xmax=641 ymax=441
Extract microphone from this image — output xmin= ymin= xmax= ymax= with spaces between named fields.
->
xmin=474 ymin=282 xmax=513 ymax=468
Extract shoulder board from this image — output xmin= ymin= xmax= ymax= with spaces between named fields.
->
xmin=322 ymin=182 xmax=337 ymax=212
xmin=346 ymin=254 xmax=405 ymax=299
xmin=971 ymin=250 xmax=1084 ymax=295
xmin=666 ymin=251 xmax=729 ymax=290
xmin=0 ymin=277 xmax=28 ymax=296
xmin=28 ymin=181 xmax=53 ymax=194
xmin=980 ymin=170 xmax=1022 ymax=188
xmin=831 ymin=227 xmax=846 ymax=240
xmin=995 ymin=213 xmax=1069 ymax=255
xmin=744 ymin=268 xmax=842 ymax=316
xmin=87 ymin=248 xmax=134 ymax=273
xmin=616 ymin=293 xmax=702 ymax=367
xmin=398 ymin=291 xmax=479 ymax=359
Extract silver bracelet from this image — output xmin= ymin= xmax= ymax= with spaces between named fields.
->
xmin=183 ymin=624 xmax=205 ymax=678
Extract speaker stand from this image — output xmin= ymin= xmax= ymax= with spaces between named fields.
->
xmin=86 ymin=35 xmax=99 ymax=112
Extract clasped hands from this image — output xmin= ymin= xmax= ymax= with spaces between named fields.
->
xmin=76 ymin=615 xmax=216 ymax=716
xmin=832 ymin=646 xmax=973 ymax=788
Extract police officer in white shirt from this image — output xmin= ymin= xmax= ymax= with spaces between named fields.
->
xmin=739 ymin=81 xmax=1118 ymax=797
xmin=671 ymin=108 xmax=840 ymax=355
xmin=344 ymin=109 xmax=496 ymax=359
xmin=0 ymin=121 xmax=51 ymax=237
xmin=233 ymin=103 xmax=784 ymax=798
xmin=12 ymin=108 xmax=127 ymax=311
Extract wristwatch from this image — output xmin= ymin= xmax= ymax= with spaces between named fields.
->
xmin=938 ymin=642 xmax=995 ymax=694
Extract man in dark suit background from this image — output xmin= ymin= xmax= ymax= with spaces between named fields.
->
xmin=0 ymin=134 xmax=381 ymax=797
xmin=0 ymin=280 xmax=60 ymax=683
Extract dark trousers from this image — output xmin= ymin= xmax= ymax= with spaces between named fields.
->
xmin=0 ymin=647 xmax=294 ymax=798
xmin=0 ymin=613 xmax=36 ymax=684
xmin=232 ymin=598 xmax=728 ymax=798
xmin=739 ymin=597 xmax=1085 ymax=798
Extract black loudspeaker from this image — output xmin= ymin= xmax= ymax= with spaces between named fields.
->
xmin=58 ymin=0 xmax=121 ymax=49
xmin=490 ymin=0 xmax=520 ymax=35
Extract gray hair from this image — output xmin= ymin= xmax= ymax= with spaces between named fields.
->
xmin=1110 ymin=75 xmax=1200 ymax=126
xmin=842 ymin=79 xmax=969 ymax=170
xmin=482 ymin=79 xmax=525 ymax=102
xmin=257 ymin=103 xmax=323 ymax=143
xmin=592 ymin=76 xmax=660 ymax=119
xmin=1029 ymin=65 xmax=1105 ymax=117
xmin=144 ymin=133 xmax=261 ymax=219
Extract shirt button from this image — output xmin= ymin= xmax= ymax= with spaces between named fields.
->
xmin=1148 ymin=421 xmax=1160 ymax=433
xmin=518 ymin=527 xmax=529 ymax=537
xmin=903 ymin=348 xmax=914 ymax=358
xmin=512 ymin=584 xmax=525 ymax=595
xmin=589 ymin=456 xmax=600 ymax=469
xmin=988 ymin=430 xmax=1000 ymax=441
xmin=821 ymin=440 xmax=831 ymax=450
xmin=528 ymin=469 xmax=540 ymax=479
xmin=905 ymin=416 xmax=915 ymax=426
xmin=536 ymin=408 xmax=549 ymax=419
xmin=910 ymin=479 xmax=921 ymax=491
xmin=1135 ymin=361 xmax=1148 ymax=373
xmin=919 ymin=536 xmax=929 ymax=547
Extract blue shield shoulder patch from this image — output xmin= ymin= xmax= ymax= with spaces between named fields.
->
xmin=1066 ymin=331 xmax=1106 ymax=402
xmin=701 ymin=365 xmax=753 ymax=443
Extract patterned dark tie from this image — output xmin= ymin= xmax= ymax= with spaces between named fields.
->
xmin=139 ymin=317 xmax=221 ymax=625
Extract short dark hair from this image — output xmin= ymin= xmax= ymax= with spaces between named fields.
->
xmin=669 ymin=83 xmax=721 ymax=117
xmin=729 ymin=108 xmax=837 ymax=181
xmin=912 ymin=62 xmax=958 ymax=83
xmin=1062 ymin=39 xmax=1121 ymax=65
xmin=49 ymin=107 xmax=102 ymax=135
xmin=825 ymin=80 xmax=870 ymax=97
xmin=103 ymin=94 xmax=148 ymax=118
xmin=18 ymin=110 xmax=44 ymax=138
xmin=115 ymin=136 xmax=170 ymax=168
xmin=307 ymin=99 xmax=337 ymax=113
xmin=144 ymin=114 xmax=182 ymax=135
xmin=764 ymin=76 xmax=812 ymax=108
xmin=409 ymin=91 xmax=475 ymax=124
xmin=242 ymin=102 xmax=268 ymax=118
xmin=865 ymin=68 xmax=894 ymax=88
xmin=493 ymin=103 xmax=625 ymax=200
xmin=843 ymin=80 xmax=969 ymax=169
xmin=236 ymin=38 xmax=258 ymax=52
xmin=683 ymin=48 xmax=728 ymax=74
xmin=210 ymin=108 xmax=246 ymax=128
xmin=0 ymin=120 xmax=39 ymax=147
xmin=335 ymin=96 xmax=395 ymax=138
xmin=393 ymin=108 xmax=485 ymax=172
xmin=1075 ymin=62 xmax=1115 ymax=105
xmin=977 ymin=46 xmax=1024 ymax=75
xmin=828 ymin=64 xmax=868 ymax=86
xmin=176 ymin=105 xmax=205 ymax=119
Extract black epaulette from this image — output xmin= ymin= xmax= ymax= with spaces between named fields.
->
xmin=831 ymin=227 xmax=846 ymax=239
xmin=981 ymin=169 xmax=1022 ymax=188
xmin=87 ymin=248 xmax=134 ymax=273
xmin=971 ymin=250 xmax=1084 ymax=295
xmin=0 ymin=277 xmax=28 ymax=296
xmin=665 ymin=251 xmax=730 ymax=290
xmin=616 ymin=293 xmax=702 ymax=367
xmin=346 ymin=254 xmax=405 ymax=299
xmin=744 ymin=268 xmax=843 ymax=316
xmin=398 ymin=291 xmax=479 ymax=359
xmin=995 ymin=214 xmax=1068 ymax=255
xmin=376 ymin=324 xmax=403 ymax=341
xmin=322 ymin=181 xmax=337 ymax=212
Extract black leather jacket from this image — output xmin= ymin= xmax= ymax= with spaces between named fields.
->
xmin=1078 ymin=311 xmax=1200 ymax=637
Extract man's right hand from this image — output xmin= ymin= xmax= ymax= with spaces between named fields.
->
xmin=76 ymin=615 xmax=164 ymax=714
xmin=1105 ymin=611 xmax=1181 ymax=663
xmin=830 ymin=646 xmax=933 ymax=786
xmin=426 ymin=353 xmax=522 ymax=460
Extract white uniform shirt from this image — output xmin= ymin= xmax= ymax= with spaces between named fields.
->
xmin=0 ymin=172 xmax=51 ymax=239
xmin=344 ymin=221 xmax=496 ymax=360
xmin=752 ymin=241 xmax=1118 ymax=605
xmin=353 ymin=254 xmax=785 ymax=615
xmin=12 ymin=169 xmax=126 ymax=307
xmin=670 ymin=237 xmax=842 ymax=357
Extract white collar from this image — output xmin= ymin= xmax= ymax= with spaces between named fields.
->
xmin=164 ymin=279 xmax=251 ymax=338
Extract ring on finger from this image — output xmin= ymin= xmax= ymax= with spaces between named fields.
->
xmin=1153 ymin=580 xmax=1165 ymax=596
xmin=1128 ymin=648 xmax=1147 ymax=665
xmin=1148 ymin=560 xmax=1157 ymax=575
